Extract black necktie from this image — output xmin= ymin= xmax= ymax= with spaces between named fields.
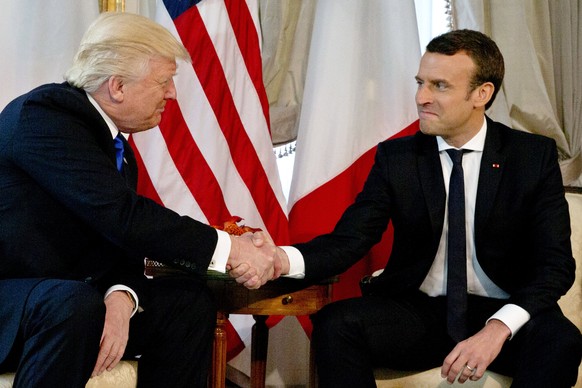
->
xmin=113 ymin=134 xmax=125 ymax=172
xmin=446 ymin=148 xmax=469 ymax=342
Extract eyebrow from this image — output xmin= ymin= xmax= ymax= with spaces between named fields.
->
xmin=415 ymin=76 xmax=450 ymax=86
xmin=431 ymin=79 xmax=449 ymax=85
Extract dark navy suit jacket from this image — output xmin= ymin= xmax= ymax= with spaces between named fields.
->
xmin=0 ymin=83 xmax=218 ymax=363
xmin=296 ymin=117 xmax=575 ymax=320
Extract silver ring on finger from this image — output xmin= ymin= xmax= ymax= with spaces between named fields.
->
xmin=465 ymin=364 xmax=476 ymax=375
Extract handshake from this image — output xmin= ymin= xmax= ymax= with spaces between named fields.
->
xmin=226 ymin=232 xmax=289 ymax=289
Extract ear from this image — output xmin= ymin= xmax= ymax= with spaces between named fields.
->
xmin=107 ymin=76 xmax=125 ymax=103
xmin=473 ymin=82 xmax=495 ymax=109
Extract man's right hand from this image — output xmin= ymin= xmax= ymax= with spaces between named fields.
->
xmin=227 ymin=232 xmax=279 ymax=289
xmin=251 ymin=231 xmax=290 ymax=276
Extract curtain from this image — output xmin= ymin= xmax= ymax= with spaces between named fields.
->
xmin=259 ymin=0 xmax=452 ymax=146
xmin=259 ymin=0 xmax=316 ymax=145
xmin=452 ymin=0 xmax=582 ymax=186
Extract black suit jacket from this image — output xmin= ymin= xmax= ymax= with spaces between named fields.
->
xmin=296 ymin=117 xmax=575 ymax=319
xmin=0 ymin=83 xmax=218 ymax=362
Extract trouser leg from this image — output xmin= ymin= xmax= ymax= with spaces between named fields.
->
xmin=493 ymin=307 xmax=582 ymax=388
xmin=125 ymin=277 xmax=216 ymax=388
xmin=312 ymin=293 xmax=451 ymax=388
xmin=13 ymin=279 xmax=105 ymax=388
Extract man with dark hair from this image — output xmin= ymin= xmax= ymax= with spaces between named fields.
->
xmin=244 ymin=29 xmax=582 ymax=387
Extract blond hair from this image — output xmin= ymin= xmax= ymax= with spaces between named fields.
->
xmin=65 ymin=12 xmax=191 ymax=92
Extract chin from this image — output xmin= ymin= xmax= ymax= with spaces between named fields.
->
xmin=144 ymin=118 xmax=162 ymax=131
xmin=419 ymin=122 xmax=434 ymax=135
xmin=419 ymin=122 xmax=444 ymax=137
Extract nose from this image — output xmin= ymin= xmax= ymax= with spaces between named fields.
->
xmin=165 ymin=78 xmax=177 ymax=100
xmin=415 ymin=84 xmax=432 ymax=106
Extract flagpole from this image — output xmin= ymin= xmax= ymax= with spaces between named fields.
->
xmin=100 ymin=0 xmax=125 ymax=12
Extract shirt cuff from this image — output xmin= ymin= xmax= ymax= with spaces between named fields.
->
xmin=104 ymin=285 xmax=139 ymax=317
xmin=486 ymin=303 xmax=530 ymax=339
xmin=207 ymin=229 xmax=230 ymax=273
xmin=281 ymin=246 xmax=305 ymax=279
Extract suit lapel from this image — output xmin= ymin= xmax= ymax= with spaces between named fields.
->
xmin=78 ymin=86 xmax=139 ymax=190
xmin=415 ymin=121 xmax=506 ymax=240
xmin=475 ymin=118 xmax=506 ymax=230
xmin=76 ymin=86 xmax=122 ymax=173
xmin=416 ymin=133 xmax=447 ymax=238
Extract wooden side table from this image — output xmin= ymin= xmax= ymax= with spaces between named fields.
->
xmin=144 ymin=261 xmax=334 ymax=388
xmin=205 ymin=273 xmax=335 ymax=388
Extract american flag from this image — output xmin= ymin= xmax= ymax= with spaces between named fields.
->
xmin=129 ymin=0 xmax=289 ymax=359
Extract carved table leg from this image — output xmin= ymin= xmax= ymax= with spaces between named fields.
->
xmin=250 ymin=315 xmax=269 ymax=388
xmin=210 ymin=311 xmax=228 ymax=388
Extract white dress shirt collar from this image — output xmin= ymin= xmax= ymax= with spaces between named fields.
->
xmin=86 ymin=92 xmax=120 ymax=140
xmin=436 ymin=118 xmax=487 ymax=153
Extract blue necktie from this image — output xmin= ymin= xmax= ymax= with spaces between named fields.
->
xmin=113 ymin=134 xmax=124 ymax=172
xmin=446 ymin=149 xmax=469 ymax=342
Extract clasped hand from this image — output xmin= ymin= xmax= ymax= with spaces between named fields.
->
xmin=227 ymin=232 xmax=288 ymax=289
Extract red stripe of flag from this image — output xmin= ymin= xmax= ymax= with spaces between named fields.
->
xmin=224 ymin=0 xmax=271 ymax=128
xmin=129 ymin=136 xmax=165 ymax=207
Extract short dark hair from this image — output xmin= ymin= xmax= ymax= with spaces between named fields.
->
xmin=426 ymin=29 xmax=504 ymax=110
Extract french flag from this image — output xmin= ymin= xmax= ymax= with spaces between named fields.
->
xmin=287 ymin=0 xmax=421 ymax=336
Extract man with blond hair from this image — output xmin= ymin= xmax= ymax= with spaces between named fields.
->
xmin=0 ymin=12 xmax=277 ymax=387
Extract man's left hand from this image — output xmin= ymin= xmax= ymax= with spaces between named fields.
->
xmin=92 ymin=291 xmax=133 ymax=377
xmin=441 ymin=319 xmax=510 ymax=384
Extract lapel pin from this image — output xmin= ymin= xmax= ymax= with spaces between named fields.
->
xmin=492 ymin=163 xmax=500 ymax=168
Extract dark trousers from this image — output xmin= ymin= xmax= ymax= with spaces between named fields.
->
xmin=1 ymin=276 xmax=216 ymax=388
xmin=312 ymin=291 xmax=582 ymax=388
xmin=1 ymin=279 xmax=105 ymax=388
xmin=124 ymin=276 xmax=216 ymax=388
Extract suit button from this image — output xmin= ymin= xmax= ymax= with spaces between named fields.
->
xmin=185 ymin=261 xmax=191 ymax=268
xmin=180 ymin=259 xmax=185 ymax=266
xmin=84 ymin=277 xmax=93 ymax=283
